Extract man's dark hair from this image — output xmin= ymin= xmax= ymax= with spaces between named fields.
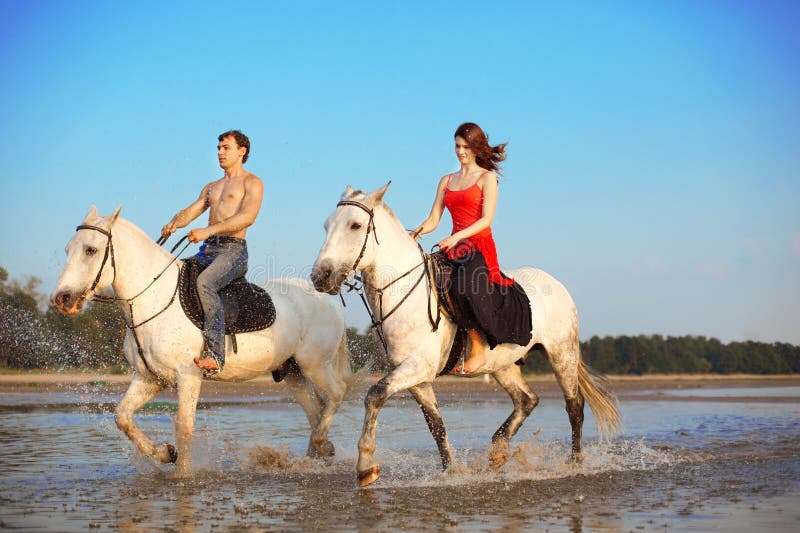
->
xmin=219 ymin=130 xmax=251 ymax=163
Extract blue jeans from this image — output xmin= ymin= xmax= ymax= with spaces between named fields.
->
xmin=193 ymin=236 xmax=248 ymax=368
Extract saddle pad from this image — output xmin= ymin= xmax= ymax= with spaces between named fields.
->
xmin=178 ymin=258 xmax=276 ymax=334
xmin=428 ymin=251 xmax=465 ymax=375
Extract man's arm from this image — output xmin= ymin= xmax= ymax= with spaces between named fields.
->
xmin=161 ymin=183 xmax=210 ymax=238
xmin=189 ymin=176 xmax=264 ymax=242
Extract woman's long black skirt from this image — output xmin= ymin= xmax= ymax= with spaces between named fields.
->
xmin=447 ymin=251 xmax=532 ymax=349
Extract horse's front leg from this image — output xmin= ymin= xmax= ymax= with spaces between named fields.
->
xmin=357 ymin=356 xmax=429 ymax=487
xmin=115 ymin=373 xmax=173 ymax=464
xmin=408 ymin=382 xmax=454 ymax=470
xmin=174 ymin=371 xmax=202 ymax=478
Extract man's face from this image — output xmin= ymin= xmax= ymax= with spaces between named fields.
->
xmin=217 ymin=136 xmax=246 ymax=169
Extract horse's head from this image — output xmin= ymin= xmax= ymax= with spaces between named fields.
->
xmin=311 ymin=182 xmax=391 ymax=294
xmin=50 ymin=205 xmax=121 ymax=315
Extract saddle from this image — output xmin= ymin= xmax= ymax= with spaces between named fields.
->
xmin=426 ymin=251 xmax=526 ymax=374
xmin=178 ymin=257 xmax=276 ymax=353
xmin=427 ymin=251 xmax=468 ymax=375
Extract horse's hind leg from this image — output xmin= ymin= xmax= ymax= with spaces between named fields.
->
xmin=294 ymin=356 xmax=347 ymax=458
xmin=281 ymin=365 xmax=328 ymax=457
xmin=490 ymin=363 xmax=539 ymax=469
xmin=548 ymin=343 xmax=584 ymax=461
xmin=408 ymin=382 xmax=454 ymax=470
xmin=115 ymin=373 xmax=173 ymax=464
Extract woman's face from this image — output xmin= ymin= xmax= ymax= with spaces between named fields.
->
xmin=454 ymin=136 xmax=475 ymax=165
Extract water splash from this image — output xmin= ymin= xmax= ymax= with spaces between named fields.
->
xmin=370 ymin=436 xmax=678 ymax=490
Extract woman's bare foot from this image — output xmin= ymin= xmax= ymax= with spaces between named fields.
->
xmin=455 ymin=352 xmax=486 ymax=374
xmin=453 ymin=330 xmax=486 ymax=374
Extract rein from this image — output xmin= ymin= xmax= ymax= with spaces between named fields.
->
xmin=74 ymin=224 xmax=192 ymax=377
xmin=335 ymin=200 xmax=441 ymax=354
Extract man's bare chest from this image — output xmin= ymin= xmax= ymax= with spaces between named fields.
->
xmin=208 ymin=180 xmax=246 ymax=209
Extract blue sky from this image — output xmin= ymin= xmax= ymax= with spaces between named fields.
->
xmin=1 ymin=0 xmax=798 ymax=343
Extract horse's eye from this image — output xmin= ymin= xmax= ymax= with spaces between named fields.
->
xmin=85 ymin=246 xmax=97 ymax=256
xmin=350 ymin=222 xmax=362 ymax=230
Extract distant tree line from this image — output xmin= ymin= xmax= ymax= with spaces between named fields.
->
xmin=348 ymin=328 xmax=800 ymax=375
xmin=1 ymin=265 xmax=798 ymax=374
xmin=521 ymin=334 xmax=800 ymax=375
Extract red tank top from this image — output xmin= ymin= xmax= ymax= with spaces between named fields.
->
xmin=443 ymin=177 xmax=514 ymax=286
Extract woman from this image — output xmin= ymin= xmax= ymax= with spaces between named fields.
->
xmin=412 ymin=122 xmax=532 ymax=374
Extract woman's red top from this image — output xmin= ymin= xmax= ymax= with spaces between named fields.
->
xmin=443 ymin=178 xmax=514 ymax=286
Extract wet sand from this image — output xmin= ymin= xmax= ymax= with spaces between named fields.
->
xmin=2 ymin=371 xmax=798 ymax=401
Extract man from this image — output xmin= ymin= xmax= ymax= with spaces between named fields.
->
xmin=161 ymin=130 xmax=264 ymax=373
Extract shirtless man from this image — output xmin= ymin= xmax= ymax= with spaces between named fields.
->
xmin=161 ymin=130 xmax=264 ymax=373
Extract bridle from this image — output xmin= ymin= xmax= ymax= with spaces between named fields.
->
xmin=72 ymin=224 xmax=191 ymax=378
xmin=334 ymin=200 xmax=441 ymax=353
xmin=75 ymin=224 xmax=117 ymax=300
xmin=336 ymin=200 xmax=381 ymax=274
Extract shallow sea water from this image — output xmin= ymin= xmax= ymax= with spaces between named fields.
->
xmin=0 ymin=382 xmax=798 ymax=531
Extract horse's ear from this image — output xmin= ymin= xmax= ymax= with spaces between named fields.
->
xmin=340 ymin=185 xmax=355 ymax=200
xmin=368 ymin=181 xmax=392 ymax=205
xmin=106 ymin=205 xmax=122 ymax=227
xmin=83 ymin=206 xmax=100 ymax=223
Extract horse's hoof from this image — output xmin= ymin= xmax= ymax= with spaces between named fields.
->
xmin=489 ymin=451 xmax=508 ymax=470
xmin=569 ymin=451 xmax=583 ymax=465
xmin=488 ymin=441 xmax=509 ymax=470
xmin=357 ymin=465 xmax=381 ymax=488
xmin=167 ymin=444 xmax=178 ymax=464
xmin=309 ymin=440 xmax=335 ymax=458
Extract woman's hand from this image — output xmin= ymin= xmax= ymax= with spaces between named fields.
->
xmin=409 ymin=226 xmax=423 ymax=240
xmin=438 ymin=234 xmax=461 ymax=252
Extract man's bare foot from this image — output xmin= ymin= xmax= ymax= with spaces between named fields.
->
xmin=194 ymin=355 xmax=220 ymax=373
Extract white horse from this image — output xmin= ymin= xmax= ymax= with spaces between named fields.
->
xmin=312 ymin=183 xmax=620 ymax=487
xmin=51 ymin=206 xmax=350 ymax=477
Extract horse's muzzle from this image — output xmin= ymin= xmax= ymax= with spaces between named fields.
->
xmin=311 ymin=262 xmax=346 ymax=295
xmin=50 ymin=290 xmax=85 ymax=315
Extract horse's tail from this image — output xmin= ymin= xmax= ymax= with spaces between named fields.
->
xmin=577 ymin=360 xmax=622 ymax=440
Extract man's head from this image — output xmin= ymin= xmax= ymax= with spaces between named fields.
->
xmin=217 ymin=130 xmax=251 ymax=168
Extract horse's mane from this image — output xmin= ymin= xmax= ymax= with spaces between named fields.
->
xmin=115 ymin=217 xmax=174 ymax=258
xmin=115 ymin=217 xmax=148 ymax=237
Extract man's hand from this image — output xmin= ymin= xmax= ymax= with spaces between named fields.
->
xmin=161 ymin=220 xmax=177 ymax=238
xmin=188 ymin=227 xmax=212 ymax=243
